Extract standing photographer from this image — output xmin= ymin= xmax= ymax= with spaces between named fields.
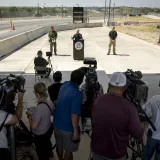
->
xmin=26 ymin=82 xmax=54 ymax=160
xmin=91 ymin=72 xmax=143 ymax=160
xmin=34 ymin=50 xmax=51 ymax=78
xmin=48 ymin=26 xmax=58 ymax=55
xmin=143 ymin=95 xmax=160 ymax=160
xmin=0 ymin=92 xmax=24 ymax=160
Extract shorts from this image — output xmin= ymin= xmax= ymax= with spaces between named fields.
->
xmin=54 ymin=128 xmax=80 ymax=152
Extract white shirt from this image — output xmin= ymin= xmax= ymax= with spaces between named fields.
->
xmin=143 ymin=95 xmax=160 ymax=140
xmin=0 ymin=111 xmax=12 ymax=148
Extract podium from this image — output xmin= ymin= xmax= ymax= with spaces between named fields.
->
xmin=73 ymin=40 xmax=84 ymax=60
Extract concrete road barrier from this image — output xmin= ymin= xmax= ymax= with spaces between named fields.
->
xmin=0 ymin=22 xmax=103 ymax=57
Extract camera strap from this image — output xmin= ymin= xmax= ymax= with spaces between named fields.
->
xmin=38 ymin=102 xmax=52 ymax=114
xmin=0 ymin=113 xmax=9 ymax=132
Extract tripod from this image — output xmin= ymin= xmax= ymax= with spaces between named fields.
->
xmin=48 ymin=56 xmax=53 ymax=72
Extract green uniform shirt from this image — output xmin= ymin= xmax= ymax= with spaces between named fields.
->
xmin=48 ymin=31 xmax=58 ymax=41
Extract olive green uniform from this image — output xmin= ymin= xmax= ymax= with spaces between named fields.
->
xmin=48 ymin=31 xmax=58 ymax=55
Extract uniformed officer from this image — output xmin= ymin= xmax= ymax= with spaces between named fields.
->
xmin=48 ymin=26 xmax=58 ymax=55
xmin=107 ymin=27 xmax=118 ymax=55
xmin=72 ymin=30 xmax=83 ymax=41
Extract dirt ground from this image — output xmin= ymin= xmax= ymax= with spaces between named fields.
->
xmin=112 ymin=17 xmax=160 ymax=46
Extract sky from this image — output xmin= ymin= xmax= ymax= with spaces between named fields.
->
xmin=0 ymin=0 xmax=160 ymax=8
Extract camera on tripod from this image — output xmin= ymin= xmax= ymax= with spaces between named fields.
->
xmin=124 ymin=69 xmax=148 ymax=103
xmin=46 ymin=52 xmax=52 ymax=57
xmin=81 ymin=58 xmax=99 ymax=128
xmin=0 ymin=74 xmax=25 ymax=114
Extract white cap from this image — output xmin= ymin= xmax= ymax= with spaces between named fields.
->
xmin=109 ymin=72 xmax=127 ymax=87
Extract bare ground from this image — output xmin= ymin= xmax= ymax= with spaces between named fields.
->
xmin=112 ymin=17 xmax=160 ymax=46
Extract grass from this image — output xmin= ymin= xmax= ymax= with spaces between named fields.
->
xmin=114 ymin=16 xmax=160 ymax=23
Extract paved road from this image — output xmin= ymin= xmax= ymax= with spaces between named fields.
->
xmin=0 ymin=17 xmax=103 ymax=40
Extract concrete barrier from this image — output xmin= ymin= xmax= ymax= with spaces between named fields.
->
xmin=0 ymin=33 xmax=30 ymax=57
xmin=0 ymin=22 xmax=103 ymax=57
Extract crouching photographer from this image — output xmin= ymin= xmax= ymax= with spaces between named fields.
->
xmin=0 ymin=75 xmax=25 ymax=160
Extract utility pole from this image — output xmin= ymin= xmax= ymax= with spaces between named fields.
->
xmin=62 ymin=5 xmax=63 ymax=18
xmin=37 ymin=3 xmax=39 ymax=17
xmin=43 ymin=3 xmax=46 ymax=16
xmin=108 ymin=0 xmax=112 ymax=26
xmin=104 ymin=0 xmax=107 ymax=24
xmin=113 ymin=3 xmax=115 ymax=22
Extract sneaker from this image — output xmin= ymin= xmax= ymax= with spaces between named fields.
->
xmin=107 ymin=52 xmax=110 ymax=55
xmin=113 ymin=53 xmax=117 ymax=55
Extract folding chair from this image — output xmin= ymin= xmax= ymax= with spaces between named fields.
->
xmin=34 ymin=66 xmax=48 ymax=84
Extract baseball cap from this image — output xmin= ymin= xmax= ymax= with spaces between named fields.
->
xmin=109 ymin=72 xmax=127 ymax=87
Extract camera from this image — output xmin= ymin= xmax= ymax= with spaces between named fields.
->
xmin=83 ymin=57 xmax=97 ymax=66
xmin=46 ymin=52 xmax=52 ymax=57
xmin=124 ymin=69 xmax=148 ymax=103
xmin=83 ymin=58 xmax=98 ymax=88
xmin=0 ymin=74 xmax=25 ymax=114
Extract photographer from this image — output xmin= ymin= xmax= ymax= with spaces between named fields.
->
xmin=81 ymin=79 xmax=104 ymax=104
xmin=26 ymin=82 xmax=54 ymax=160
xmin=34 ymin=50 xmax=51 ymax=78
xmin=143 ymin=95 xmax=160 ymax=160
xmin=0 ymin=92 xmax=24 ymax=160
xmin=91 ymin=72 xmax=143 ymax=160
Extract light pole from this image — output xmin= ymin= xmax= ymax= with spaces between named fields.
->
xmin=104 ymin=0 xmax=107 ymax=24
xmin=108 ymin=0 xmax=112 ymax=26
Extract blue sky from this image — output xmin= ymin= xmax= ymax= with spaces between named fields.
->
xmin=0 ymin=0 xmax=160 ymax=7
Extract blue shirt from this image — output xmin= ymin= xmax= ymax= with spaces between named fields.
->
xmin=53 ymin=81 xmax=82 ymax=132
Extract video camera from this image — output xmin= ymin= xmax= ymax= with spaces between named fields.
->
xmin=80 ymin=58 xmax=99 ymax=127
xmin=46 ymin=52 xmax=52 ymax=57
xmin=83 ymin=58 xmax=98 ymax=88
xmin=0 ymin=74 xmax=25 ymax=114
xmin=124 ymin=69 xmax=148 ymax=103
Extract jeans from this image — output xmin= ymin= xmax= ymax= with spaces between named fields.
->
xmin=144 ymin=136 xmax=160 ymax=160
xmin=92 ymin=152 xmax=126 ymax=160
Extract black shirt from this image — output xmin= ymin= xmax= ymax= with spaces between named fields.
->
xmin=72 ymin=33 xmax=83 ymax=41
xmin=34 ymin=57 xmax=48 ymax=67
xmin=48 ymin=83 xmax=63 ymax=102
xmin=109 ymin=31 xmax=118 ymax=40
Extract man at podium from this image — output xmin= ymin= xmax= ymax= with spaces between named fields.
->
xmin=72 ymin=30 xmax=83 ymax=41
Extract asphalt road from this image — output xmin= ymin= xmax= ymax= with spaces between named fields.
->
xmin=0 ymin=17 xmax=103 ymax=40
